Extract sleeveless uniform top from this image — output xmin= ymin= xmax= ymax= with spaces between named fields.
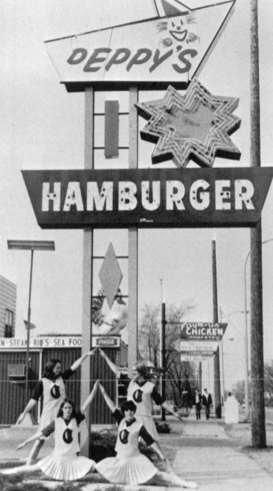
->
xmin=127 ymin=380 xmax=155 ymax=417
xmin=115 ymin=418 xmax=143 ymax=459
xmin=54 ymin=417 xmax=80 ymax=457
xmin=39 ymin=376 xmax=66 ymax=428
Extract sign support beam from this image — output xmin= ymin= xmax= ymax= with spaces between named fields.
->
xmin=81 ymin=87 xmax=94 ymax=456
xmin=128 ymin=87 xmax=139 ymax=377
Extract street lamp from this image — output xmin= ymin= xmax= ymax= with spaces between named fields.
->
xmin=244 ymin=238 xmax=273 ymax=420
xmin=7 ymin=240 xmax=55 ymax=403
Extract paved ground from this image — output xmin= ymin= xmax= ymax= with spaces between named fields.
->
xmin=170 ymin=419 xmax=273 ymax=490
xmin=1 ymin=417 xmax=273 ymax=490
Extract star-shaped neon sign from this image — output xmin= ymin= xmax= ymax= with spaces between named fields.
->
xmin=137 ymin=79 xmax=241 ymax=168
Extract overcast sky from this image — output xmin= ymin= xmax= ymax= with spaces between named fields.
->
xmin=1 ymin=0 xmax=273 ymax=390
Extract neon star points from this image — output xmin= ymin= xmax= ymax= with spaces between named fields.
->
xmin=137 ymin=79 xmax=241 ymax=168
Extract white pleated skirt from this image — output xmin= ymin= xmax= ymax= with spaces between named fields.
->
xmin=96 ymin=453 xmax=157 ymax=485
xmin=38 ymin=453 xmax=95 ymax=481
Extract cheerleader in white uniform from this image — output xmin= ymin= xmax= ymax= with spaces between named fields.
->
xmin=1 ymin=381 xmax=99 ymax=481
xmin=96 ymin=382 xmax=197 ymax=488
xmin=16 ymin=350 xmax=95 ymax=464
xmin=127 ymin=362 xmax=182 ymax=440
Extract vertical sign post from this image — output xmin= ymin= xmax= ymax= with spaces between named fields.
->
xmin=81 ymin=87 xmax=94 ymax=456
xmin=128 ymin=87 xmax=139 ymax=376
xmin=250 ymin=0 xmax=266 ymax=448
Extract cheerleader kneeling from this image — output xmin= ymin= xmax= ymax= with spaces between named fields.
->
xmin=1 ymin=381 xmax=100 ymax=481
xmin=97 ymin=382 xmax=197 ymax=489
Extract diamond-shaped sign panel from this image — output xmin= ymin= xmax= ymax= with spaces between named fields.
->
xmin=99 ymin=242 xmax=123 ymax=309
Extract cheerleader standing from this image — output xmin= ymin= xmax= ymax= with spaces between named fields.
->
xmin=16 ymin=349 xmax=95 ymax=464
xmin=97 ymin=382 xmax=197 ymax=488
xmin=1 ymin=381 xmax=99 ymax=481
xmin=127 ymin=362 xmax=182 ymax=440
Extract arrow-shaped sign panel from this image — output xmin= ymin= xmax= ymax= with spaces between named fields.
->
xmin=22 ymin=167 xmax=273 ymax=229
xmin=181 ymin=322 xmax=227 ymax=341
xmin=45 ymin=1 xmax=234 ymax=90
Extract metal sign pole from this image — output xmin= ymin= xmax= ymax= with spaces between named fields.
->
xmin=81 ymin=87 xmax=94 ymax=456
xmin=128 ymin=86 xmax=139 ymax=377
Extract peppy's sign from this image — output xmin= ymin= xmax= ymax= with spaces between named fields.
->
xmin=45 ymin=1 xmax=234 ymax=90
xmin=23 ymin=1 xmax=273 ymax=230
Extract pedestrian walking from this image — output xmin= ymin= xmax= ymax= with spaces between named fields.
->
xmin=127 ymin=362 xmax=182 ymax=440
xmin=97 ymin=382 xmax=197 ymax=488
xmin=202 ymin=389 xmax=212 ymax=420
xmin=16 ymin=349 xmax=95 ymax=464
xmin=194 ymin=389 xmax=202 ymax=420
xmin=1 ymin=381 xmax=100 ymax=481
xmin=181 ymin=375 xmax=193 ymax=416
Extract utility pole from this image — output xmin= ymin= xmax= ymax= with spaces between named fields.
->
xmin=25 ymin=249 xmax=34 ymax=404
xmin=161 ymin=298 xmax=166 ymax=421
xmin=250 ymin=0 xmax=266 ymax=447
xmin=212 ymin=240 xmax=221 ymax=418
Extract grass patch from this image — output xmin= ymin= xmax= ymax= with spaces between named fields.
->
xmin=0 ymin=475 xmax=84 ymax=491
xmin=155 ymin=421 xmax=171 ymax=434
xmin=89 ymin=430 xmax=116 ymax=462
xmin=0 ymin=475 xmax=50 ymax=491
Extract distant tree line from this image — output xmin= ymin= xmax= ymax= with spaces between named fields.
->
xmin=138 ymin=302 xmax=197 ymax=408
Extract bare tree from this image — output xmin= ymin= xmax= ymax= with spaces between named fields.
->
xmin=138 ymin=304 xmax=160 ymax=366
xmin=138 ymin=302 xmax=197 ymax=406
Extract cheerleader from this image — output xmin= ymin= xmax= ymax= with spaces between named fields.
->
xmin=127 ymin=362 xmax=182 ymax=440
xmin=96 ymin=382 xmax=197 ymax=488
xmin=16 ymin=349 xmax=95 ymax=464
xmin=1 ymin=381 xmax=100 ymax=481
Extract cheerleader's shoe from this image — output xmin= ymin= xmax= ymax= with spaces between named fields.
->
xmin=182 ymin=480 xmax=198 ymax=489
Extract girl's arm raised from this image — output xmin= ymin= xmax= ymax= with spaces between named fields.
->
xmin=81 ymin=379 xmax=99 ymax=413
xmin=98 ymin=382 xmax=117 ymax=412
xmin=70 ymin=348 xmax=96 ymax=372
